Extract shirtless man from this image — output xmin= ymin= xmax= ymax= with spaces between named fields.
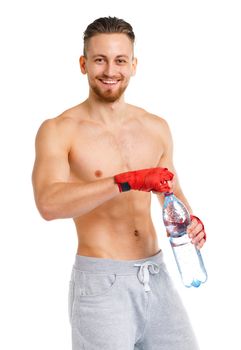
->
xmin=32 ymin=17 xmax=205 ymax=350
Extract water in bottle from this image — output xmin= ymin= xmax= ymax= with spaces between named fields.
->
xmin=162 ymin=192 xmax=207 ymax=288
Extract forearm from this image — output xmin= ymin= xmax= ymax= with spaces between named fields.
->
xmin=36 ymin=177 xmax=119 ymax=220
xmin=174 ymin=188 xmax=193 ymax=214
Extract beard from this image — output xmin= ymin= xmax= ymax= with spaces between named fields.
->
xmin=90 ymin=76 xmax=129 ymax=103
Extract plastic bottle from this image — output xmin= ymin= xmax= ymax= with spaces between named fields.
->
xmin=162 ymin=192 xmax=207 ymax=288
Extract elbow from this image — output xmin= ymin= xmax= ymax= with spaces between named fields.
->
xmin=41 ymin=211 xmax=55 ymax=222
xmin=39 ymin=205 xmax=56 ymax=221
xmin=37 ymin=200 xmax=58 ymax=221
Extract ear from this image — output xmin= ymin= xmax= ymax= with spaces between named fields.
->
xmin=79 ymin=55 xmax=87 ymax=74
xmin=131 ymin=57 xmax=138 ymax=76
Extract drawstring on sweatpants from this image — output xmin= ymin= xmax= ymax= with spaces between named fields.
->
xmin=134 ymin=261 xmax=160 ymax=292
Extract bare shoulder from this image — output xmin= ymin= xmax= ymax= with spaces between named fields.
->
xmin=129 ymin=104 xmax=171 ymax=134
xmin=35 ymin=104 xmax=84 ymax=145
xmin=143 ymin=111 xmax=169 ymax=131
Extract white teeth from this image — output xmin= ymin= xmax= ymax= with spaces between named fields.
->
xmin=101 ymin=80 xmax=118 ymax=84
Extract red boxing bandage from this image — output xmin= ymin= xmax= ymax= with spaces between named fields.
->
xmin=190 ymin=214 xmax=207 ymax=241
xmin=114 ymin=167 xmax=174 ymax=193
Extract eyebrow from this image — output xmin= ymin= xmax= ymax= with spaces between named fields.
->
xmin=92 ymin=54 xmax=129 ymax=59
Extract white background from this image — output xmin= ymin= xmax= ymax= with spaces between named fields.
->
xmin=1 ymin=0 xmax=240 ymax=349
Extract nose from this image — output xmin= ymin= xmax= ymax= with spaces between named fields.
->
xmin=103 ymin=62 xmax=118 ymax=77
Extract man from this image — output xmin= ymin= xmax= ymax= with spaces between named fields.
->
xmin=32 ymin=17 xmax=206 ymax=350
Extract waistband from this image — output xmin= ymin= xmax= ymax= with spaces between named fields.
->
xmin=73 ymin=250 xmax=164 ymax=275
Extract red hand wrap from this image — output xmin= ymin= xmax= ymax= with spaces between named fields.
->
xmin=114 ymin=167 xmax=174 ymax=193
xmin=190 ymin=214 xmax=207 ymax=241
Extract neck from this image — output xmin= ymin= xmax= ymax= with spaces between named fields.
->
xmin=85 ymin=91 xmax=127 ymax=125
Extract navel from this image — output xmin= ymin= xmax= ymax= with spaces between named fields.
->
xmin=95 ymin=170 xmax=103 ymax=178
xmin=134 ymin=229 xmax=139 ymax=237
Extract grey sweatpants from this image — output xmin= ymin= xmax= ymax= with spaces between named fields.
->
xmin=68 ymin=250 xmax=199 ymax=350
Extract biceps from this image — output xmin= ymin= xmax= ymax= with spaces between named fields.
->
xmin=32 ymin=154 xmax=70 ymax=198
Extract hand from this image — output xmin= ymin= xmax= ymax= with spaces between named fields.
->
xmin=187 ymin=215 xmax=206 ymax=250
xmin=114 ymin=167 xmax=174 ymax=193
xmin=152 ymin=180 xmax=174 ymax=195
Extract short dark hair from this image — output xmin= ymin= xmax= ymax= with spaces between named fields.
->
xmin=83 ymin=16 xmax=135 ymax=56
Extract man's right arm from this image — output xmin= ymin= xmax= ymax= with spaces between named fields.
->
xmin=32 ymin=119 xmax=120 ymax=220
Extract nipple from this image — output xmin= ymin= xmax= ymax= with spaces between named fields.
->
xmin=95 ymin=170 xmax=103 ymax=178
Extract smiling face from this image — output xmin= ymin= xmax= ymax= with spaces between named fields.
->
xmin=80 ymin=33 xmax=137 ymax=103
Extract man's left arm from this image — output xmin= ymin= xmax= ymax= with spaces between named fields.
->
xmin=155 ymin=118 xmax=206 ymax=249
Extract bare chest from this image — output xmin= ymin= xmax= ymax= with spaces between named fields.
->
xmin=68 ymin=121 xmax=163 ymax=182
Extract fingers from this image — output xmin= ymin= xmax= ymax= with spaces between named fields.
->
xmin=189 ymin=230 xmax=206 ymax=247
xmin=196 ymin=238 xmax=206 ymax=250
xmin=158 ymin=182 xmax=171 ymax=193
xmin=187 ymin=218 xmax=202 ymax=236
xmin=161 ymin=169 xmax=174 ymax=181
xmin=155 ymin=167 xmax=174 ymax=181
xmin=151 ymin=179 xmax=173 ymax=194
xmin=187 ymin=218 xmax=206 ymax=248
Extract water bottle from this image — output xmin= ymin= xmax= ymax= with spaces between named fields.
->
xmin=162 ymin=192 xmax=207 ymax=288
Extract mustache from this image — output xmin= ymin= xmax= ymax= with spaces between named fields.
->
xmin=97 ymin=74 xmax=124 ymax=80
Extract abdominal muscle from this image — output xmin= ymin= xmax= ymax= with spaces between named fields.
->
xmin=74 ymin=191 xmax=160 ymax=260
